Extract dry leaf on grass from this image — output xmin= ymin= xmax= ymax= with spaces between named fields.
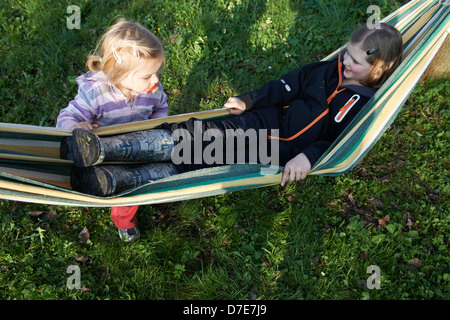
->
xmin=378 ymin=215 xmax=390 ymax=228
xmin=78 ymin=226 xmax=90 ymax=243
xmin=409 ymin=257 xmax=423 ymax=269
xmin=28 ymin=210 xmax=57 ymax=220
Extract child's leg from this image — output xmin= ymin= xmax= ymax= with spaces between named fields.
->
xmin=66 ymin=111 xmax=272 ymax=181
xmin=63 ymin=128 xmax=174 ymax=167
xmin=71 ymin=163 xmax=177 ymax=196
xmin=110 ymin=205 xmax=139 ymax=230
xmin=63 ymin=113 xmax=264 ymax=167
xmin=164 ymin=113 xmax=269 ymax=172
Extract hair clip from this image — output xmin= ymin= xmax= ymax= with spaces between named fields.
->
xmin=367 ymin=48 xmax=379 ymax=55
xmin=112 ymin=46 xmax=123 ymax=64
xmin=134 ymin=42 xmax=140 ymax=60
xmin=99 ymin=57 xmax=102 ymax=63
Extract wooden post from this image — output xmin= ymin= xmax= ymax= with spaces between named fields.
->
xmin=422 ymin=35 xmax=450 ymax=80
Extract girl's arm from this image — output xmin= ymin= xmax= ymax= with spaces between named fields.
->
xmin=236 ymin=65 xmax=311 ymax=111
xmin=224 ymin=61 xmax=326 ymax=113
xmin=223 ymin=72 xmax=303 ymax=115
xmin=56 ymin=92 xmax=96 ymax=130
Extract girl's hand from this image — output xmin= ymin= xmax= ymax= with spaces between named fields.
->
xmin=281 ymin=153 xmax=311 ymax=186
xmin=224 ymin=97 xmax=246 ymax=115
xmin=70 ymin=122 xmax=99 ymax=131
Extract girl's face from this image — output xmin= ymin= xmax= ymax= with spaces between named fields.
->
xmin=342 ymin=43 xmax=372 ymax=84
xmin=120 ymin=56 xmax=163 ymax=95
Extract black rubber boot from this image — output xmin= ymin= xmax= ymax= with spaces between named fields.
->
xmin=71 ymin=163 xmax=178 ymax=196
xmin=61 ymin=129 xmax=105 ymax=167
xmin=62 ymin=128 xmax=174 ymax=167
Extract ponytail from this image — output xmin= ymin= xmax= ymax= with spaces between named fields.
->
xmin=86 ymin=55 xmax=102 ymax=72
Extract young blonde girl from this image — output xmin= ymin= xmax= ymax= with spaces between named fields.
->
xmin=57 ymin=18 xmax=168 ymax=242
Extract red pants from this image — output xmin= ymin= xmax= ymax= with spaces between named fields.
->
xmin=110 ymin=206 xmax=139 ymax=230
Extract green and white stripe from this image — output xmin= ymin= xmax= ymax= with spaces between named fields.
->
xmin=0 ymin=0 xmax=448 ymax=206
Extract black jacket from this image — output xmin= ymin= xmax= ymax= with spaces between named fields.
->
xmin=238 ymin=54 xmax=377 ymax=166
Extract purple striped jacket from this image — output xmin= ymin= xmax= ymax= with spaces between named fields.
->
xmin=56 ymin=71 xmax=169 ymax=129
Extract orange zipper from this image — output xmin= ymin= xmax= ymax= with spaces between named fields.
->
xmin=269 ymin=108 xmax=330 ymax=141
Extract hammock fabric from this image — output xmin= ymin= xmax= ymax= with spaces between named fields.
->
xmin=0 ymin=0 xmax=449 ymax=207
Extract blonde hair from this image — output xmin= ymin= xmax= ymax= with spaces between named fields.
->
xmin=350 ymin=23 xmax=403 ymax=88
xmin=86 ymin=18 xmax=165 ymax=98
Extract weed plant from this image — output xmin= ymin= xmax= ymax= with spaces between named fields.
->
xmin=0 ymin=0 xmax=448 ymax=301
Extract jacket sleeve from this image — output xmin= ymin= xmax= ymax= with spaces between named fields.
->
xmin=237 ymin=65 xmax=313 ymax=111
xmin=301 ymin=141 xmax=332 ymax=167
xmin=56 ymin=88 xmax=96 ymax=129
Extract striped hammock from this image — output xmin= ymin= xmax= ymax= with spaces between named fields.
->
xmin=0 ymin=0 xmax=449 ymax=207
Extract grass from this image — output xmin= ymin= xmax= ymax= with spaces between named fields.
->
xmin=0 ymin=0 xmax=449 ymax=302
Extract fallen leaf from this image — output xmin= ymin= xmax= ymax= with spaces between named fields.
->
xmin=402 ymin=213 xmax=413 ymax=231
xmin=75 ymin=255 xmax=89 ymax=263
xmin=376 ymin=165 xmax=390 ymax=172
xmin=29 ymin=210 xmax=57 ymax=220
xmin=347 ymin=193 xmax=356 ymax=205
xmin=378 ymin=215 xmax=390 ymax=228
xmin=261 ymin=256 xmax=270 ymax=268
xmin=29 ymin=211 xmax=45 ymax=217
xmin=80 ymin=285 xmax=91 ymax=293
xmin=78 ymin=226 xmax=90 ymax=243
xmin=360 ymin=251 xmax=368 ymax=261
xmin=409 ymin=258 xmax=422 ymax=269
xmin=169 ymin=34 xmax=179 ymax=43
xmin=274 ymin=269 xmax=285 ymax=281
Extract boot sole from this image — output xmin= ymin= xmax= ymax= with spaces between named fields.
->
xmin=71 ymin=166 xmax=116 ymax=197
xmin=71 ymin=129 xmax=104 ymax=167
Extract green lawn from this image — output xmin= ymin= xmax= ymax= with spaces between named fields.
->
xmin=0 ymin=0 xmax=449 ymax=301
